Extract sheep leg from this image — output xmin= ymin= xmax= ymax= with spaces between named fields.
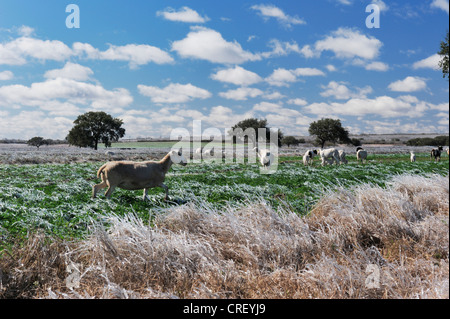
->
xmin=160 ymin=183 xmax=169 ymax=201
xmin=143 ymin=188 xmax=149 ymax=201
xmin=92 ymin=181 xmax=107 ymax=198
xmin=104 ymin=185 xmax=116 ymax=199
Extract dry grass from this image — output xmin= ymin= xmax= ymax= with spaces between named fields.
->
xmin=0 ymin=174 xmax=448 ymax=299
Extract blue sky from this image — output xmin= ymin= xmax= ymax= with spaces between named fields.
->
xmin=0 ymin=0 xmax=448 ymax=139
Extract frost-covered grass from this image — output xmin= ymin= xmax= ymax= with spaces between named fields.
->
xmin=0 ymin=152 xmax=448 ymax=243
xmin=0 ymin=173 xmax=448 ymax=299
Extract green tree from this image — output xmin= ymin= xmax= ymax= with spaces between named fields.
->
xmin=308 ymin=118 xmax=351 ymax=149
xmin=27 ymin=136 xmax=49 ymax=149
xmin=229 ymin=118 xmax=283 ymax=147
xmin=281 ymin=136 xmax=301 ymax=147
xmin=66 ymin=111 xmax=125 ymax=150
xmin=438 ymin=31 xmax=449 ymax=79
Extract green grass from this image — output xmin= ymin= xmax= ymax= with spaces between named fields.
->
xmin=0 ymin=153 xmax=448 ymax=246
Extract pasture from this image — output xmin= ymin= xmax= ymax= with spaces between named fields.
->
xmin=0 ymin=144 xmax=448 ymax=298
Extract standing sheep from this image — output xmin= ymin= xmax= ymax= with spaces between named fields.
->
xmin=430 ymin=146 xmax=443 ymax=162
xmin=92 ymin=149 xmax=187 ymax=201
xmin=338 ymin=149 xmax=348 ymax=164
xmin=319 ymin=148 xmax=340 ymax=166
xmin=356 ymin=147 xmax=368 ymax=164
xmin=303 ymin=149 xmax=318 ymax=166
xmin=410 ymin=151 xmax=416 ymax=163
xmin=254 ymin=147 xmax=275 ymax=169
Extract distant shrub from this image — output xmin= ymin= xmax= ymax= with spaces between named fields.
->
xmin=406 ymin=135 xmax=449 ymax=146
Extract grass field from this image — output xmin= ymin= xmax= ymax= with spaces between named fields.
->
xmin=0 ymin=149 xmax=448 ymax=299
xmin=0 ymin=152 xmax=447 ymax=242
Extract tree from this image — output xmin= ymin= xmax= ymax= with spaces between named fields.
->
xmin=308 ymin=118 xmax=351 ymax=148
xmin=66 ymin=111 xmax=125 ymax=150
xmin=27 ymin=136 xmax=49 ymax=149
xmin=229 ymin=118 xmax=283 ymax=147
xmin=281 ymin=136 xmax=301 ymax=147
xmin=438 ymin=31 xmax=449 ymax=79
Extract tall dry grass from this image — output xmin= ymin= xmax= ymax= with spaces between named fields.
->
xmin=0 ymin=174 xmax=448 ymax=299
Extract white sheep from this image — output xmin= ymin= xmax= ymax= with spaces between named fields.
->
xmin=338 ymin=149 xmax=348 ymax=164
xmin=92 ymin=149 xmax=187 ymax=201
xmin=319 ymin=148 xmax=340 ymax=166
xmin=195 ymin=147 xmax=202 ymax=154
xmin=254 ymin=147 xmax=274 ymax=169
xmin=356 ymin=147 xmax=368 ymax=164
xmin=302 ymin=149 xmax=317 ymax=166
xmin=410 ymin=151 xmax=416 ymax=162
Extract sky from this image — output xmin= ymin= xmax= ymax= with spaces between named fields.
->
xmin=0 ymin=0 xmax=449 ymax=140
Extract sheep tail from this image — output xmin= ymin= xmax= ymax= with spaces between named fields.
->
xmin=97 ymin=164 xmax=107 ymax=178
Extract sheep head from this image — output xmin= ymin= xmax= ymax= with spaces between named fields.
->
xmin=169 ymin=150 xmax=187 ymax=166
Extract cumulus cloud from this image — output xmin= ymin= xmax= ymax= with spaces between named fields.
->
xmin=157 ymin=6 xmax=209 ymax=23
xmin=388 ymin=76 xmax=427 ymax=92
xmin=0 ymin=77 xmax=133 ymax=112
xmin=266 ymin=67 xmax=325 ymax=86
xmin=250 ymin=4 xmax=306 ymax=27
xmin=431 ymin=0 xmax=449 ymax=14
xmin=320 ymin=81 xmax=373 ymax=100
xmin=0 ymin=70 xmax=13 ymax=81
xmin=138 ymin=83 xmax=212 ymax=104
xmin=171 ymin=26 xmax=261 ymax=64
xmin=73 ymin=42 xmax=174 ymax=69
xmin=304 ymin=95 xmax=435 ymax=118
xmin=211 ymin=66 xmax=262 ymax=86
xmin=219 ymin=87 xmax=263 ymax=101
xmin=0 ymin=36 xmax=72 ymax=65
xmin=44 ymin=62 xmax=94 ymax=81
xmin=412 ymin=54 xmax=441 ymax=70
xmin=314 ymin=28 xmax=383 ymax=60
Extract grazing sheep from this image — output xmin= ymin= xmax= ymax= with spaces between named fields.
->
xmin=319 ymin=148 xmax=340 ymax=166
xmin=338 ymin=149 xmax=348 ymax=164
xmin=254 ymin=147 xmax=274 ymax=169
xmin=410 ymin=151 xmax=416 ymax=163
xmin=203 ymin=148 xmax=214 ymax=156
xmin=92 ymin=150 xmax=187 ymax=201
xmin=356 ymin=147 xmax=368 ymax=164
xmin=430 ymin=146 xmax=443 ymax=162
xmin=303 ymin=149 xmax=318 ymax=166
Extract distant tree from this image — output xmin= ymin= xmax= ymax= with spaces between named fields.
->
xmin=282 ymin=136 xmax=301 ymax=147
xmin=27 ymin=136 xmax=48 ymax=149
xmin=308 ymin=118 xmax=351 ymax=148
xmin=229 ymin=118 xmax=283 ymax=147
xmin=438 ymin=31 xmax=449 ymax=79
xmin=66 ymin=111 xmax=125 ymax=150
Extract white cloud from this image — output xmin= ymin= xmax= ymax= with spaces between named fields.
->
xmin=74 ymin=42 xmax=174 ymax=69
xmin=171 ymin=27 xmax=260 ymax=64
xmin=44 ymin=62 xmax=94 ymax=81
xmin=320 ymin=81 xmax=373 ymax=100
xmin=251 ymin=4 xmax=306 ymax=28
xmin=157 ymin=6 xmax=210 ymax=23
xmin=17 ymin=25 xmax=35 ymax=36
xmin=0 ymin=70 xmax=13 ymax=81
xmin=314 ymin=28 xmax=383 ymax=60
xmin=388 ymin=76 xmax=427 ymax=92
xmin=0 ymin=36 xmax=72 ymax=65
xmin=431 ymin=0 xmax=449 ymax=14
xmin=138 ymin=83 xmax=212 ymax=104
xmin=371 ymin=0 xmax=389 ymax=11
xmin=0 ymin=77 xmax=133 ymax=112
xmin=219 ymin=87 xmax=263 ymax=100
xmin=0 ymin=111 xmax=75 ymax=139
xmin=211 ymin=66 xmax=262 ymax=86
xmin=305 ymin=95 xmax=435 ymax=118
xmin=412 ymin=54 xmax=441 ymax=70
xmin=287 ymin=98 xmax=308 ymax=106
xmin=266 ymin=67 xmax=325 ymax=86
xmin=364 ymin=61 xmax=389 ymax=71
